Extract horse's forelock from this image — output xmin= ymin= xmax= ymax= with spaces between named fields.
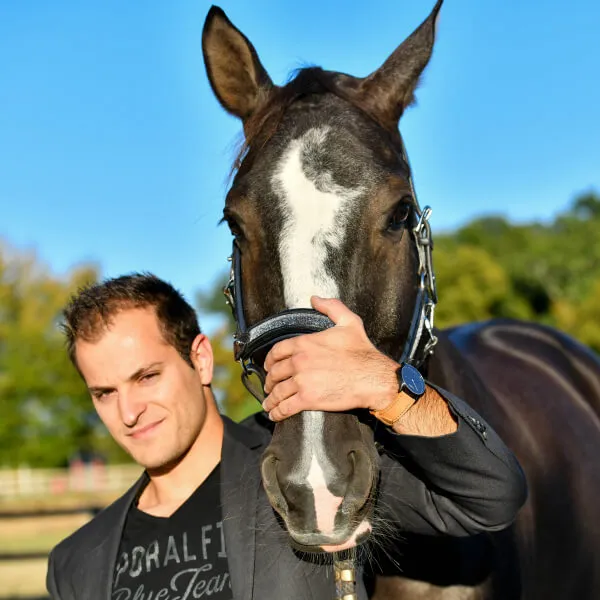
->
xmin=232 ymin=66 xmax=395 ymax=178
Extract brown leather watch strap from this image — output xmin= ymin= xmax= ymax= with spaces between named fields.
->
xmin=369 ymin=392 xmax=416 ymax=426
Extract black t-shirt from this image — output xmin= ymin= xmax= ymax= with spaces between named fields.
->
xmin=112 ymin=464 xmax=232 ymax=600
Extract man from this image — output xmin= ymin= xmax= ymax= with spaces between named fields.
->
xmin=47 ymin=273 xmax=526 ymax=600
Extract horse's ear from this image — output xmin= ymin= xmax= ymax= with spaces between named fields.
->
xmin=202 ymin=6 xmax=273 ymax=121
xmin=352 ymin=0 xmax=443 ymax=130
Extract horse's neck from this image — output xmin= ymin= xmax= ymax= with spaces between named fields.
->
xmin=423 ymin=329 xmax=495 ymax=417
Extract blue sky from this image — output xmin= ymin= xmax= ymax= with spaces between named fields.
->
xmin=1 ymin=0 xmax=599 ymax=317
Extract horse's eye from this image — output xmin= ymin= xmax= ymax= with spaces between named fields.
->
xmin=223 ymin=215 xmax=244 ymax=239
xmin=387 ymin=199 xmax=412 ymax=232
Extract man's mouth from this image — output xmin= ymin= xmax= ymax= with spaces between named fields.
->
xmin=129 ymin=419 xmax=164 ymax=439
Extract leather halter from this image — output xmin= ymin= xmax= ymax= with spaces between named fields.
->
xmin=223 ymin=139 xmax=438 ymax=401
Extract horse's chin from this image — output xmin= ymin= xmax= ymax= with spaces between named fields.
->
xmin=320 ymin=519 xmax=373 ymax=553
xmin=286 ymin=518 xmax=373 ymax=555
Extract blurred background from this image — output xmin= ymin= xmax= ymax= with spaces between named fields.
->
xmin=1 ymin=0 xmax=599 ymax=597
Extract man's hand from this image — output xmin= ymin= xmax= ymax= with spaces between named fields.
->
xmin=262 ymin=296 xmax=398 ymax=421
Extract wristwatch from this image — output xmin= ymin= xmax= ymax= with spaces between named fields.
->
xmin=370 ymin=363 xmax=426 ymax=426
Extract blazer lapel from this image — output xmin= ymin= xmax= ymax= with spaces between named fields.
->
xmin=71 ymin=475 xmax=147 ymax=600
xmin=220 ymin=417 xmax=266 ymax=600
xmin=68 ymin=416 xmax=267 ymax=600
xmin=75 ymin=537 xmax=114 ymax=600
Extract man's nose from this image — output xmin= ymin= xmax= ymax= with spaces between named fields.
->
xmin=118 ymin=391 xmax=146 ymax=427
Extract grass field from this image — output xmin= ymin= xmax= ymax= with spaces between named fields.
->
xmin=0 ymin=495 xmax=115 ymax=599
xmin=0 ymin=513 xmax=90 ymax=554
xmin=0 ymin=464 xmax=139 ymax=598
xmin=0 ymin=559 xmax=51 ymax=599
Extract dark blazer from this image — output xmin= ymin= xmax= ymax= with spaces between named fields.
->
xmin=46 ymin=387 xmax=526 ymax=600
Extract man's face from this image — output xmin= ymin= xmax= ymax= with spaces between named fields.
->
xmin=76 ymin=307 xmax=212 ymax=471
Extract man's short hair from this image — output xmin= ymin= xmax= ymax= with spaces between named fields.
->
xmin=62 ymin=273 xmax=201 ymax=371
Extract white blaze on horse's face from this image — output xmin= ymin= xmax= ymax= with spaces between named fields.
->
xmin=271 ymin=126 xmax=370 ymax=547
xmin=272 ymin=126 xmax=363 ymax=309
xmin=307 ymin=452 xmax=342 ymax=535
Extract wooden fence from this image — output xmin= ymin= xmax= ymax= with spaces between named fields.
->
xmin=0 ymin=465 xmax=143 ymax=599
xmin=0 ymin=464 xmax=142 ymax=500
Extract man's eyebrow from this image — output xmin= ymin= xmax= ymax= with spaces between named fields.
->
xmin=127 ymin=362 xmax=163 ymax=383
xmin=87 ymin=362 xmax=163 ymax=395
xmin=88 ymin=385 xmax=114 ymax=396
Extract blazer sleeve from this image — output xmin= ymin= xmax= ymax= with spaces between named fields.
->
xmin=375 ymin=382 xmax=528 ymax=536
xmin=46 ymin=548 xmax=63 ymax=600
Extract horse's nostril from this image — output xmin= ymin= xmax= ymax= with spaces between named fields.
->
xmin=340 ymin=448 xmax=375 ymax=514
xmin=262 ymin=455 xmax=288 ymax=516
xmin=346 ymin=450 xmax=358 ymax=478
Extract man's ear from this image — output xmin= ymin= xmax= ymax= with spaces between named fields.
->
xmin=190 ymin=334 xmax=214 ymax=386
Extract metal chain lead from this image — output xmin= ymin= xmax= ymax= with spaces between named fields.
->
xmin=411 ymin=205 xmax=438 ymax=364
xmin=223 ymin=255 xmax=235 ymax=315
xmin=398 ymin=130 xmax=438 ymax=367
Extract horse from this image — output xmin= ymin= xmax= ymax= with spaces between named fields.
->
xmin=201 ymin=1 xmax=600 ymax=598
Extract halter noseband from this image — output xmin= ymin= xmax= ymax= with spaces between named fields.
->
xmin=223 ymin=139 xmax=438 ymax=401
xmin=224 ymin=251 xmax=335 ymax=399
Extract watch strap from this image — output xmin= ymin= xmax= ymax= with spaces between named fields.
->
xmin=369 ymin=391 xmax=416 ymax=426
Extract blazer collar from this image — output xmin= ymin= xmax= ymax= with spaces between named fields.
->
xmin=70 ymin=474 xmax=146 ymax=600
xmin=71 ymin=414 xmax=269 ymax=600
xmin=220 ymin=414 xmax=267 ymax=600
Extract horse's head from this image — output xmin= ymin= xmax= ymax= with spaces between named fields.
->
xmin=202 ymin=1 xmax=442 ymax=552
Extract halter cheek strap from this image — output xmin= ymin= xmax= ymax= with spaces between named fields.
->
xmin=397 ymin=135 xmax=438 ymax=365
xmin=400 ymin=205 xmax=438 ymax=365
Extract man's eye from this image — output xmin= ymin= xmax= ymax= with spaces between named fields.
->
xmin=141 ymin=372 xmax=158 ymax=382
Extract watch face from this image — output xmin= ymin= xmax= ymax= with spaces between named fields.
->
xmin=401 ymin=363 xmax=426 ymax=396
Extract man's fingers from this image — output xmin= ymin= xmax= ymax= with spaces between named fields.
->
xmin=264 ymin=338 xmax=296 ymax=372
xmin=264 ymin=358 xmax=295 ymax=393
xmin=262 ymin=377 xmax=298 ymax=413
xmin=268 ymin=394 xmax=301 ymax=422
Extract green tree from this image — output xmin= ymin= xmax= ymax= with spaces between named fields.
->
xmin=438 ymin=190 xmax=600 ymax=325
xmin=0 ymin=241 xmax=129 ymax=467
xmin=554 ymin=279 xmax=600 ymax=354
xmin=433 ymin=244 xmax=531 ymax=328
xmin=572 ymin=191 xmax=600 ymax=220
xmin=196 ymin=274 xmax=259 ymax=422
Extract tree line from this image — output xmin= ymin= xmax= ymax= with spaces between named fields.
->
xmin=2 ymin=191 xmax=599 ymax=467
